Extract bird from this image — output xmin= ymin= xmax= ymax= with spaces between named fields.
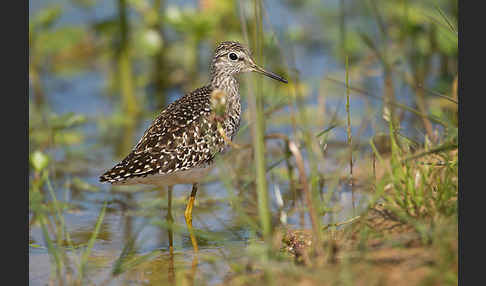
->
xmin=100 ymin=41 xmax=288 ymax=251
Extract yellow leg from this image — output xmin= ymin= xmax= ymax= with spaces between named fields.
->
xmin=184 ymin=183 xmax=199 ymax=252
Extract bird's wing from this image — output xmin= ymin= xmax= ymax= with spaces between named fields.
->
xmin=100 ymin=86 xmax=225 ymax=184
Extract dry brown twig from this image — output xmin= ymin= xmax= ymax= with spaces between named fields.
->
xmin=288 ymin=141 xmax=323 ymax=256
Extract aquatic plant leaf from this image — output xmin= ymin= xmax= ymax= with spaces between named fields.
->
xmin=31 ymin=5 xmax=63 ymax=29
xmin=50 ymin=113 xmax=87 ymax=129
xmin=31 ymin=150 xmax=49 ymax=172
xmin=136 ymin=28 xmax=164 ymax=56
xmin=70 ymin=177 xmax=100 ymax=192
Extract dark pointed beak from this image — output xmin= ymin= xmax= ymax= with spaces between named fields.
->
xmin=252 ymin=64 xmax=288 ymax=84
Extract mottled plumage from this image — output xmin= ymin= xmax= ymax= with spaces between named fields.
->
xmin=100 ymin=41 xmax=287 ymax=187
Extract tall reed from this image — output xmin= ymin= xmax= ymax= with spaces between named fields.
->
xmin=118 ymin=0 xmax=139 ymax=118
xmin=250 ymin=0 xmax=272 ymax=247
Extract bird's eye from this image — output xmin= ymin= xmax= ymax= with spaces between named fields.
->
xmin=228 ymin=53 xmax=238 ymax=61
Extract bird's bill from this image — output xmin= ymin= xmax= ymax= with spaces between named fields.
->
xmin=252 ymin=64 xmax=288 ymax=84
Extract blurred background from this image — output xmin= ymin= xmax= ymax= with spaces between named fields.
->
xmin=29 ymin=0 xmax=458 ymax=285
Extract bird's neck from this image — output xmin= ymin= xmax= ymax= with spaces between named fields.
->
xmin=210 ymin=73 xmax=239 ymax=101
xmin=209 ymin=73 xmax=241 ymax=139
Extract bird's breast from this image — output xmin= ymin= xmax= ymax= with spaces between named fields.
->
xmin=224 ymin=98 xmax=241 ymax=140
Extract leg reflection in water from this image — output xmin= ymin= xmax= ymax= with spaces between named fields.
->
xmin=166 ymin=186 xmax=175 ymax=284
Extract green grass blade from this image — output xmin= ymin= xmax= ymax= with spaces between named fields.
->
xmin=402 ymin=142 xmax=458 ymax=163
xmin=39 ymin=214 xmax=62 ymax=272
xmin=78 ymin=202 xmax=107 ymax=281
xmin=316 ymin=124 xmax=338 ymax=138
xmin=435 ymin=5 xmax=457 ymax=35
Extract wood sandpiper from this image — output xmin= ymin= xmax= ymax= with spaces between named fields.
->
xmin=100 ymin=41 xmax=288 ymax=251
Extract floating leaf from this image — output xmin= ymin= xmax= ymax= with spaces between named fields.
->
xmin=50 ymin=112 xmax=87 ymax=129
xmin=54 ymin=131 xmax=84 ymax=145
xmin=70 ymin=177 xmax=100 ymax=192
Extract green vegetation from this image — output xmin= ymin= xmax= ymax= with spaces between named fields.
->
xmin=29 ymin=0 xmax=457 ymax=285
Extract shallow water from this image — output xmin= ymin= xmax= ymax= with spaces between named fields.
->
xmin=30 ymin=158 xmax=367 ymax=285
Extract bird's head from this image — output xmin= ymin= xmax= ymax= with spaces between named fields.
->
xmin=210 ymin=41 xmax=288 ymax=84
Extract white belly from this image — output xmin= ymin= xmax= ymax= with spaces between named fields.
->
xmin=111 ymin=166 xmax=212 ymax=187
